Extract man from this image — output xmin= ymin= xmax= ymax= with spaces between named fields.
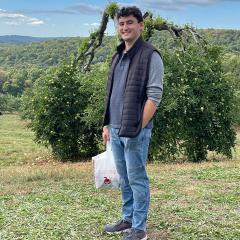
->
xmin=102 ymin=6 xmax=163 ymax=240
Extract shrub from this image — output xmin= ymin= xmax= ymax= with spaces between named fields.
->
xmin=150 ymin=44 xmax=236 ymax=162
xmin=223 ymin=53 xmax=240 ymax=124
xmin=0 ymin=93 xmax=21 ymax=112
xmin=21 ymin=63 xmax=92 ymax=159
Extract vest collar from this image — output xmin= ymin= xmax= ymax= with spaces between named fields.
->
xmin=116 ymin=36 xmax=144 ymax=59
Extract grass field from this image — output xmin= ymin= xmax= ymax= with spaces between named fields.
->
xmin=0 ymin=114 xmax=240 ymax=240
xmin=0 ymin=114 xmax=50 ymax=167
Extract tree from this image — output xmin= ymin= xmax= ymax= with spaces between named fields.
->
xmin=223 ymin=53 xmax=240 ymax=124
xmin=21 ymin=63 xmax=97 ymax=159
xmin=150 ymin=44 xmax=236 ymax=162
xmin=0 ymin=69 xmax=7 ymax=93
xmin=3 ymin=68 xmax=27 ymax=96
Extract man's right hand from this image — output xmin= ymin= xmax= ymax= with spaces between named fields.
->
xmin=102 ymin=127 xmax=109 ymax=145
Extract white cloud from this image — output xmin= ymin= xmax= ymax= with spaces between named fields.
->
xmin=28 ymin=18 xmax=44 ymax=25
xmin=84 ymin=22 xmax=100 ymax=26
xmin=0 ymin=9 xmax=44 ymax=26
xmin=5 ymin=21 xmax=20 ymax=26
xmin=91 ymin=22 xmax=100 ymax=26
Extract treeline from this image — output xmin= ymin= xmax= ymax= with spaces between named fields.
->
xmin=0 ymin=35 xmax=62 ymax=44
xmin=0 ymin=29 xmax=239 ymax=69
xmin=0 ymin=35 xmax=116 ymax=96
xmin=199 ymin=29 xmax=240 ymax=52
xmin=0 ymin=36 xmax=117 ymax=70
xmin=0 ymin=38 xmax=80 ymax=69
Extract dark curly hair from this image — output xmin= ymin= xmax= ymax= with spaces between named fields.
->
xmin=117 ymin=6 xmax=143 ymax=23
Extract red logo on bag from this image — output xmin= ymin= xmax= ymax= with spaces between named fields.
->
xmin=104 ymin=177 xmax=111 ymax=185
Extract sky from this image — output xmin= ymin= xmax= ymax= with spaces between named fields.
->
xmin=0 ymin=0 xmax=240 ymax=37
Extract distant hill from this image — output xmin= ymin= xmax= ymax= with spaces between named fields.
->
xmin=0 ymin=29 xmax=239 ymax=69
xmin=150 ymin=29 xmax=240 ymax=53
xmin=0 ymin=35 xmax=65 ymax=44
xmin=0 ymin=36 xmax=113 ymax=69
xmin=199 ymin=29 xmax=240 ymax=52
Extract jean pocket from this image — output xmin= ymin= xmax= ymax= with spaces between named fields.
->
xmin=125 ymin=129 xmax=144 ymax=150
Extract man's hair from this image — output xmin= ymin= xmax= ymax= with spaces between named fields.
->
xmin=117 ymin=6 xmax=143 ymax=23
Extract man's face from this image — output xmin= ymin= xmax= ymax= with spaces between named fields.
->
xmin=118 ymin=15 xmax=144 ymax=42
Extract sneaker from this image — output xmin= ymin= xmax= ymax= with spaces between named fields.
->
xmin=104 ymin=219 xmax=132 ymax=234
xmin=123 ymin=229 xmax=147 ymax=240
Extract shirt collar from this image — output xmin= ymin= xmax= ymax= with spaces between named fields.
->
xmin=116 ymin=36 xmax=143 ymax=59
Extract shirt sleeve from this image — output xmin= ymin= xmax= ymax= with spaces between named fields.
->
xmin=146 ymin=51 xmax=164 ymax=107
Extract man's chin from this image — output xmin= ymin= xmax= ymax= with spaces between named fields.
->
xmin=121 ymin=36 xmax=132 ymax=41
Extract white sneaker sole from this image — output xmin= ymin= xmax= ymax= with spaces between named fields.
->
xmin=106 ymin=228 xmax=132 ymax=235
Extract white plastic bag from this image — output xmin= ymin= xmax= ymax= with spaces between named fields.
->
xmin=92 ymin=143 xmax=120 ymax=189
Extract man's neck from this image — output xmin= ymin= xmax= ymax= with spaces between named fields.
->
xmin=124 ymin=35 xmax=140 ymax=52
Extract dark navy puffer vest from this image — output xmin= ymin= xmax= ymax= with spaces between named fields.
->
xmin=103 ymin=37 xmax=159 ymax=137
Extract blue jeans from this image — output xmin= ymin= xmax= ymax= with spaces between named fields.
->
xmin=110 ymin=127 xmax=152 ymax=231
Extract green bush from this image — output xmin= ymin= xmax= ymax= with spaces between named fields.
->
xmin=150 ymin=44 xmax=236 ymax=162
xmin=81 ymin=63 xmax=108 ymax=129
xmin=223 ymin=53 xmax=240 ymax=124
xmin=21 ymin=62 xmax=98 ymax=160
xmin=233 ymin=90 xmax=240 ymax=124
xmin=0 ymin=93 xmax=21 ymax=112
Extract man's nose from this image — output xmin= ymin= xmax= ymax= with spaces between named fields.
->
xmin=122 ymin=23 xmax=129 ymax=30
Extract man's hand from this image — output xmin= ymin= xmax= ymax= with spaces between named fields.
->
xmin=142 ymin=99 xmax=157 ymax=128
xmin=102 ymin=127 xmax=109 ymax=145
